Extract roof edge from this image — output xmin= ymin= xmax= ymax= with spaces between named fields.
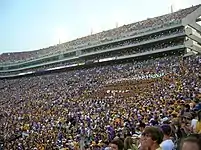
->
xmin=182 ymin=5 xmax=201 ymax=31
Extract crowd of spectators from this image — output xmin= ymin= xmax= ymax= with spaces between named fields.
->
xmin=81 ymin=27 xmax=184 ymax=54
xmin=0 ymin=53 xmax=201 ymax=150
xmin=0 ymin=36 xmax=185 ymax=77
xmin=0 ymin=4 xmax=199 ymax=65
xmin=0 ymin=61 xmax=76 ymax=76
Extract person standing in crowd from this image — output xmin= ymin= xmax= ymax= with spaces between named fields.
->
xmin=139 ymin=133 xmax=149 ymax=150
xmin=109 ymin=138 xmax=124 ymax=150
xmin=124 ymin=137 xmax=137 ymax=150
xmin=179 ymin=135 xmax=201 ymax=150
xmin=160 ymin=124 xmax=175 ymax=150
xmin=141 ymin=126 xmax=163 ymax=150
xmin=191 ymin=112 xmax=198 ymax=132
xmin=137 ymin=122 xmax=146 ymax=149
xmin=195 ymin=110 xmax=201 ymax=134
xmin=139 ymin=122 xmax=146 ymax=135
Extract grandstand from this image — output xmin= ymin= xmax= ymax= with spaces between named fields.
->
xmin=0 ymin=5 xmax=200 ymax=78
xmin=0 ymin=4 xmax=201 ymax=150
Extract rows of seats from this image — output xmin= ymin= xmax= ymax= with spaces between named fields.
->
xmin=0 ymin=38 xmax=184 ymax=76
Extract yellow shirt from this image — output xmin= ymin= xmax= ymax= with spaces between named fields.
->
xmin=196 ymin=121 xmax=201 ymax=133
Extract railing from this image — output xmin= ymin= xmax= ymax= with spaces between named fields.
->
xmin=0 ymin=21 xmax=182 ymax=66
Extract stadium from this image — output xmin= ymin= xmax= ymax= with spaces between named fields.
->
xmin=0 ymin=4 xmax=201 ymax=150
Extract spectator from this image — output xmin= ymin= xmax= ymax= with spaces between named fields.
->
xmin=191 ymin=112 xmax=198 ymax=132
xmin=179 ymin=135 xmax=201 ymax=150
xmin=160 ymin=124 xmax=175 ymax=150
xmin=124 ymin=137 xmax=137 ymax=150
xmin=195 ymin=111 xmax=201 ymax=134
xmin=109 ymin=138 xmax=124 ymax=150
xmin=141 ymin=126 xmax=164 ymax=150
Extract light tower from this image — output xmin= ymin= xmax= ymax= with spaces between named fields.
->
xmin=171 ymin=5 xmax=174 ymax=13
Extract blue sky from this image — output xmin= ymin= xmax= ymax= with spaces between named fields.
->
xmin=0 ymin=0 xmax=200 ymax=53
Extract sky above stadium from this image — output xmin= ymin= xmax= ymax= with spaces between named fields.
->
xmin=0 ymin=0 xmax=200 ymax=53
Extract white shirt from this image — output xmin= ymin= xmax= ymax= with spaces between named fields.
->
xmin=160 ymin=139 xmax=175 ymax=150
xmin=191 ymin=119 xmax=198 ymax=130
